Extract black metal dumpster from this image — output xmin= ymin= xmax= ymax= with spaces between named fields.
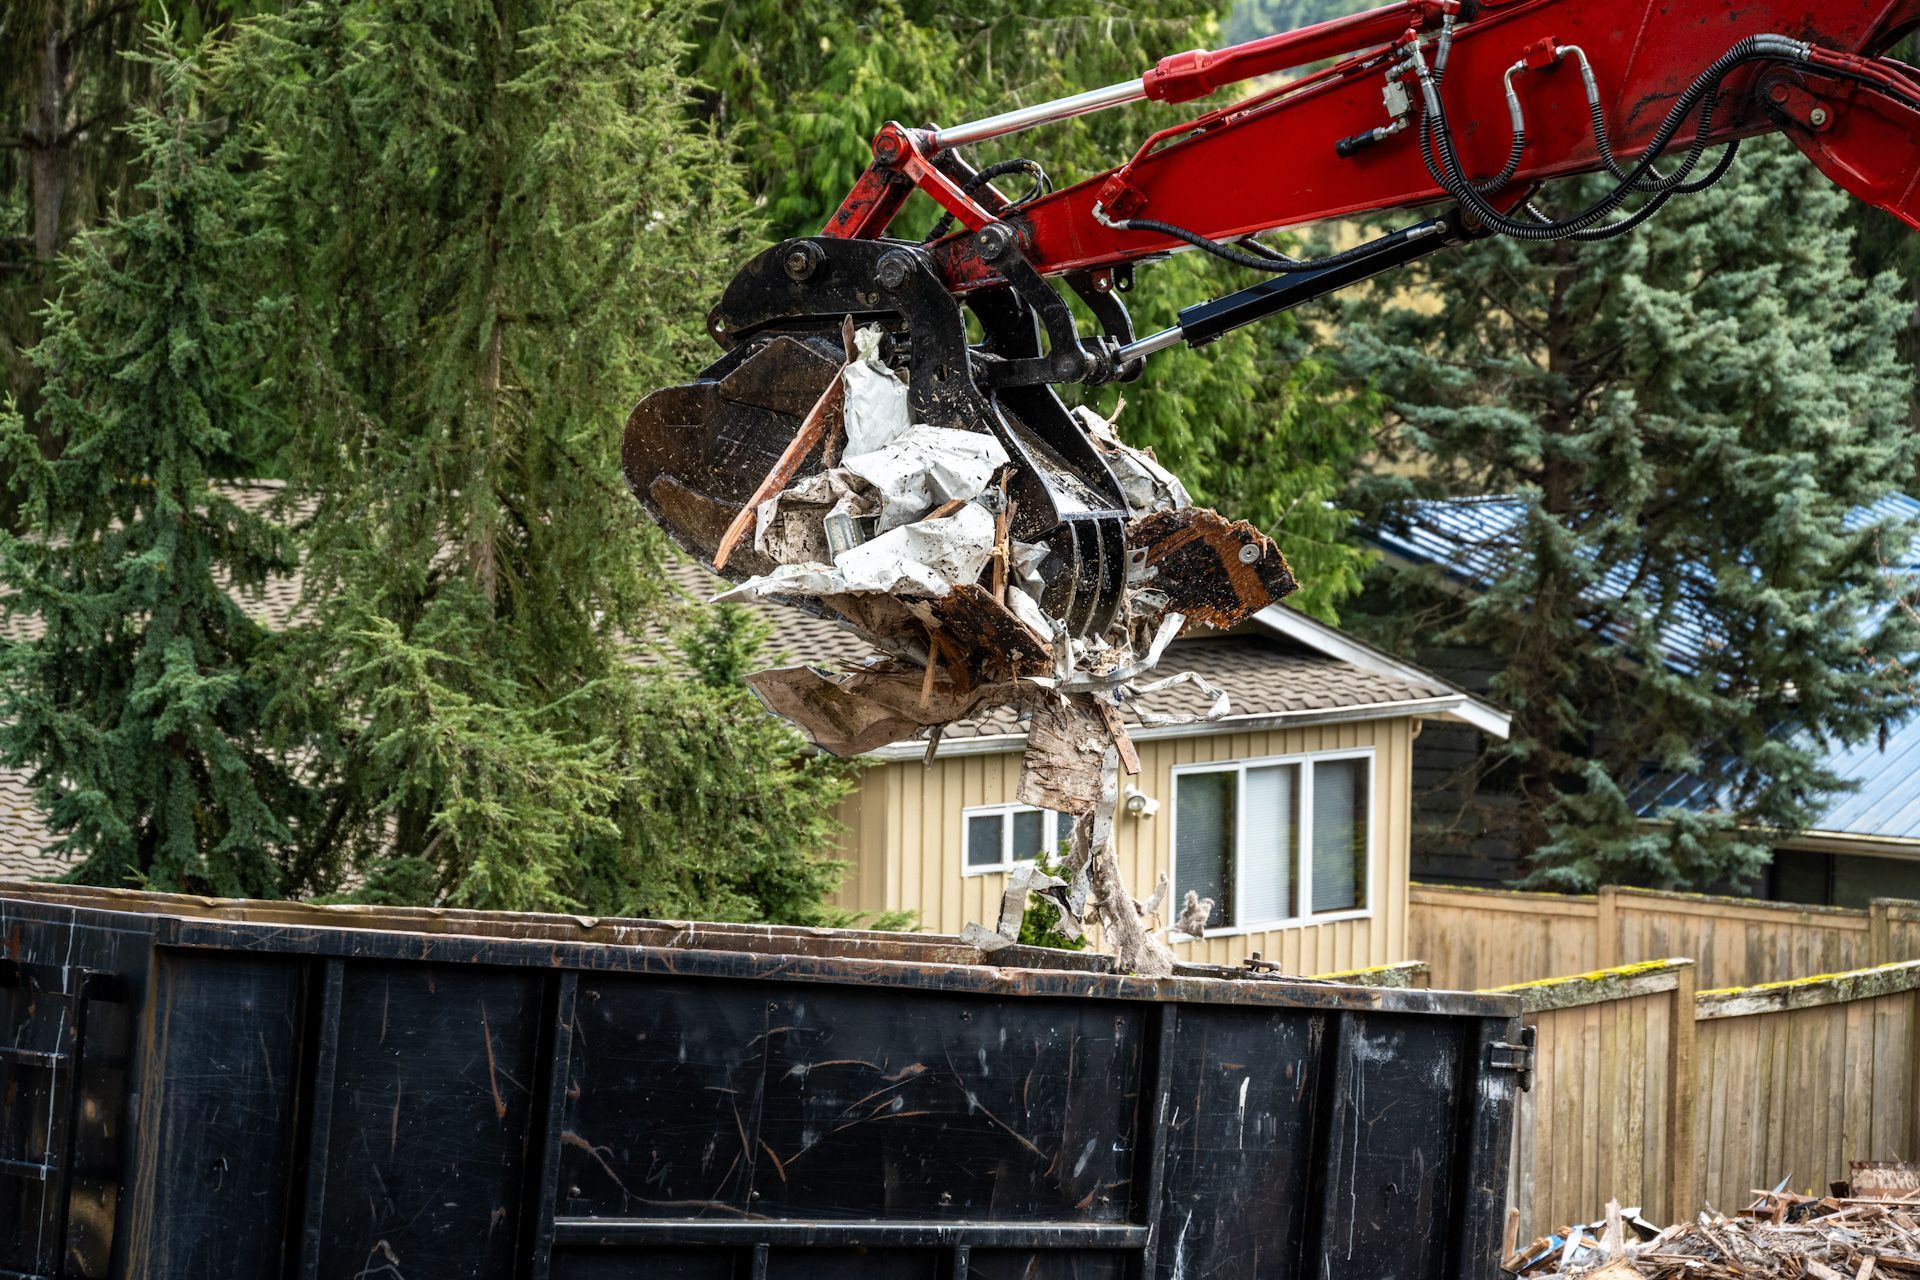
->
xmin=0 ymin=882 xmax=1525 ymax=1280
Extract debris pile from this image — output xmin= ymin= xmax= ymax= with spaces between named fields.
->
xmin=706 ymin=324 xmax=1298 ymax=974
xmin=1508 ymin=1172 xmax=1920 ymax=1280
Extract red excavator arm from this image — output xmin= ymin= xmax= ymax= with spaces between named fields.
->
xmin=829 ymin=0 xmax=1920 ymax=287
xmin=625 ymin=0 xmax=1920 ymax=646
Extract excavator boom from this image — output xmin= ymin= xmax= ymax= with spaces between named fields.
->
xmin=623 ymin=0 xmax=1920 ymax=746
xmin=831 ymin=0 xmax=1920 ymax=290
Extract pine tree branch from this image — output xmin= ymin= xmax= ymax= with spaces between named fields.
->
xmin=61 ymin=2 xmax=139 ymax=55
xmin=56 ymin=112 xmax=113 ymax=147
xmin=1475 ymin=281 xmax=1552 ymax=350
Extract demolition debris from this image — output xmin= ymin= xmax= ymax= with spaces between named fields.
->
xmin=638 ymin=323 xmax=1295 ymax=974
xmin=1508 ymin=1172 xmax=1920 ymax=1280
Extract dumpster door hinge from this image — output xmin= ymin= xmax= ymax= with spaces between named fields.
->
xmin=1489 ymin=1025 xmax=1535 ymax=1091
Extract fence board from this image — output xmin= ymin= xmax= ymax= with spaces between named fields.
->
xmin=1414 ymin=885 xmax=1914 ymax=991
xmin=1412 ymin=886 xmax=1600 ymax=991
xmin=1689 ymin=963 xmax=1920 ymax=1211
xmin=1496 ymin=960 xmax=1692 ymax=1237
xmin=1500 ymin=959 xmax=1920 ymax=1238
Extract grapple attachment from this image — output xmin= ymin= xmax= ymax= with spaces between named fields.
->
xmin=622 ymin=236 xmax=1298 ymax=754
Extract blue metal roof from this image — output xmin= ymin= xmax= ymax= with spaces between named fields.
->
xmin=1364 ymin=493 xmax=1920 ymax=843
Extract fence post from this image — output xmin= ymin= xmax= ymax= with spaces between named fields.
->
xmin=1596 ymin=886 xmax=1621 ymax=970
xmin=1872 ymin=899 xmax=1892 ymax=967
xmin=1667 ymin=959 xmax=1698 ymax=1221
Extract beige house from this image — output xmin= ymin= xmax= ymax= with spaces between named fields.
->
xmin=685 ymin=558 xmax=1511 ymax=970
xmin=0 ymin=515 xmax=1509 ymax=977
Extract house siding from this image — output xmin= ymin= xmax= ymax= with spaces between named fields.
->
xmin=829 ymin=715 xmax=1417 ymax=974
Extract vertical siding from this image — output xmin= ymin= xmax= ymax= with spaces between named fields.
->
xmin=827 ymin=778 xmax=890 ymax=917
xmin=837 ymin=715 xmax=1418 ymax=970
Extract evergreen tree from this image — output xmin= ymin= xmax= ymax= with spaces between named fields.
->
xmin=219 ymin=0 xmax=848 ymax=918
xmin=0 ymin=39 xmax=301 ymax=894
xmin=687 ymin=0 xmax=1378 ymax=616
xmin=2 ymin=3 xmax=272 ymax=518
xmin=1336 ymin=137 xmax=1920 ymax=891
xmin=581 ymin=603 xmax=857 ymax=924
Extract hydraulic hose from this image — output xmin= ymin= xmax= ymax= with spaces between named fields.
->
xmin=1411 ymin=34 xmax=1813 ymax=241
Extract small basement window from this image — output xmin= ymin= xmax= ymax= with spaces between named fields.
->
xmin=963 ymin=804 xmax=1070 ymax=875
xmin=1172 ymin=751 xmax=1372 ymax=934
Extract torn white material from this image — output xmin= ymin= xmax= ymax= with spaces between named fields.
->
xmin=721 ymin=501 xmax=998 ymax=602
xmin=1073 ymin=405 xmax=1191 ymax=514
xmin=1022 ymin=613 xmax=1186 ymax=694
xmin=753 ymin=470 xmax=875 ymax=564
xmin=842 ymin=325 xmax=913 ymax=457
xmin=1006 ymin=584 xmax=1052 ymax=635
xmin=1123 ymin=669 xmax=1231 ymax=727
xmin=841 ymin=426 xmax=1010 ymax=533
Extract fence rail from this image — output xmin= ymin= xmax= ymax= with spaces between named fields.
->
xmin=1413 ymin=884 xmax=1919 ymax=991
xmin=1496 ymin=957 xmax=1920 ymax=1240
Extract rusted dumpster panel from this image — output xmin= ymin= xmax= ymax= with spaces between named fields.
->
xmin=0 ymin=882 xmax=1524 ymax=1280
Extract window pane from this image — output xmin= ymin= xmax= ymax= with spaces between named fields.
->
xmin=967 ymin=813 xmax=1006 ymax=868
xmin=1770 ymin=849 xmax=1831 ymax=905
xmin=1833 ymin=853 xmax=1920 ymax=909
xmin=1176 ymin=771 xmax=1236 ymax=929
xmin=1011 ymin=809 xmax=1047 ymax=862
xmin=1311 ymin=759 xmax=1368 ymax=913
xmin=1045 ymin=811 xmax=1071 ymax=860
xmin=1240 ymin=764 xmax=1298 ymax=925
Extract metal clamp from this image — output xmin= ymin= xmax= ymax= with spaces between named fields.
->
xmin=1489 ymin=1024 xmax=1536 ymax=1091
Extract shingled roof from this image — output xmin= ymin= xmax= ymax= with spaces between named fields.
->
xmin=657 ymin=554 xmax=1505 ymax=759
xmin=0 ymin=501 xmax=1507 ymax=879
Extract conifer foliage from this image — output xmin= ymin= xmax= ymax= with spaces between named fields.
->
xmin=0 ymin=41 xmax=299 ymax=895
xmin=1339 ymin=138 xmax=1920 ymax=890
xmin=217 ymin=0 xmax=843 ymax=916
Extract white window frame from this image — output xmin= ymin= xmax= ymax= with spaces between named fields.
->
xmin=960 ymin=803 xmax=1070 ymax=876
xmin=1169 ymin=748 xmax=1376 ymax=938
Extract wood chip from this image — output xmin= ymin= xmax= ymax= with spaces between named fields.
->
xmin=1517 ymin=1187 xmax=1920 ymax=1280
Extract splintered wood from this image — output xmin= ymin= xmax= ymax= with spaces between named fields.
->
xmin=1509 ymin=1183 xmax=1920 ymax=1280
xmin=1015 ymin=693 xmax=1176 ymax=977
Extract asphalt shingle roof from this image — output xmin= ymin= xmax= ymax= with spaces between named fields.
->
xmin=659 ymin=556 xmax=1452 ymax=746
xmin=2 ymin=505 xmax=1457 ymax=879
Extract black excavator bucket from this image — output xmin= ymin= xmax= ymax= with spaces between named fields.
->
xmin=622 ymin=236 xmax=1142 ymax=638
xmin=621 ymin=235 xmax=1299 ymax=690
xmin=623 ymin=333 xmax=845 ymax=581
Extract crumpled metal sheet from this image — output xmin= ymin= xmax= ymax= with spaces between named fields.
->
xmin=753 ymin=470 xmax=875 ymax=564
xmin=1075 ymin=405 xmax=1191 ymax=513
xmin=723 ymin=501 xmax=998 ymax=601
xmin=841 ymin=425 xmax=1009 ymax=533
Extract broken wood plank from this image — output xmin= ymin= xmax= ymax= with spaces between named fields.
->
xmin=712 ymin=368 xmax=846 ymax=569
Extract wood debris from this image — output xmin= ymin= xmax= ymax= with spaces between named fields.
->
xmin=1509 ymin=1179 xmax=1920 ymax=1280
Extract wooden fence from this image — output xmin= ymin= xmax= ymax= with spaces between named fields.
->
xmin=1412 ymin=883 xmax=1920 ymax=991
xmin=1500 ymin=960 xmax=1696 ymax=1242
xmin=1497 ymin=957 xmax=1920 ymax=1240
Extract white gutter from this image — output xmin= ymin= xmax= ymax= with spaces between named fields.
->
xmin=864 ymin=693 xmax=1474 ymax=762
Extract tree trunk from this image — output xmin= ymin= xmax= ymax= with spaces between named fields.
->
xmin=28 ymin=16 xmax=71 ymax=262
